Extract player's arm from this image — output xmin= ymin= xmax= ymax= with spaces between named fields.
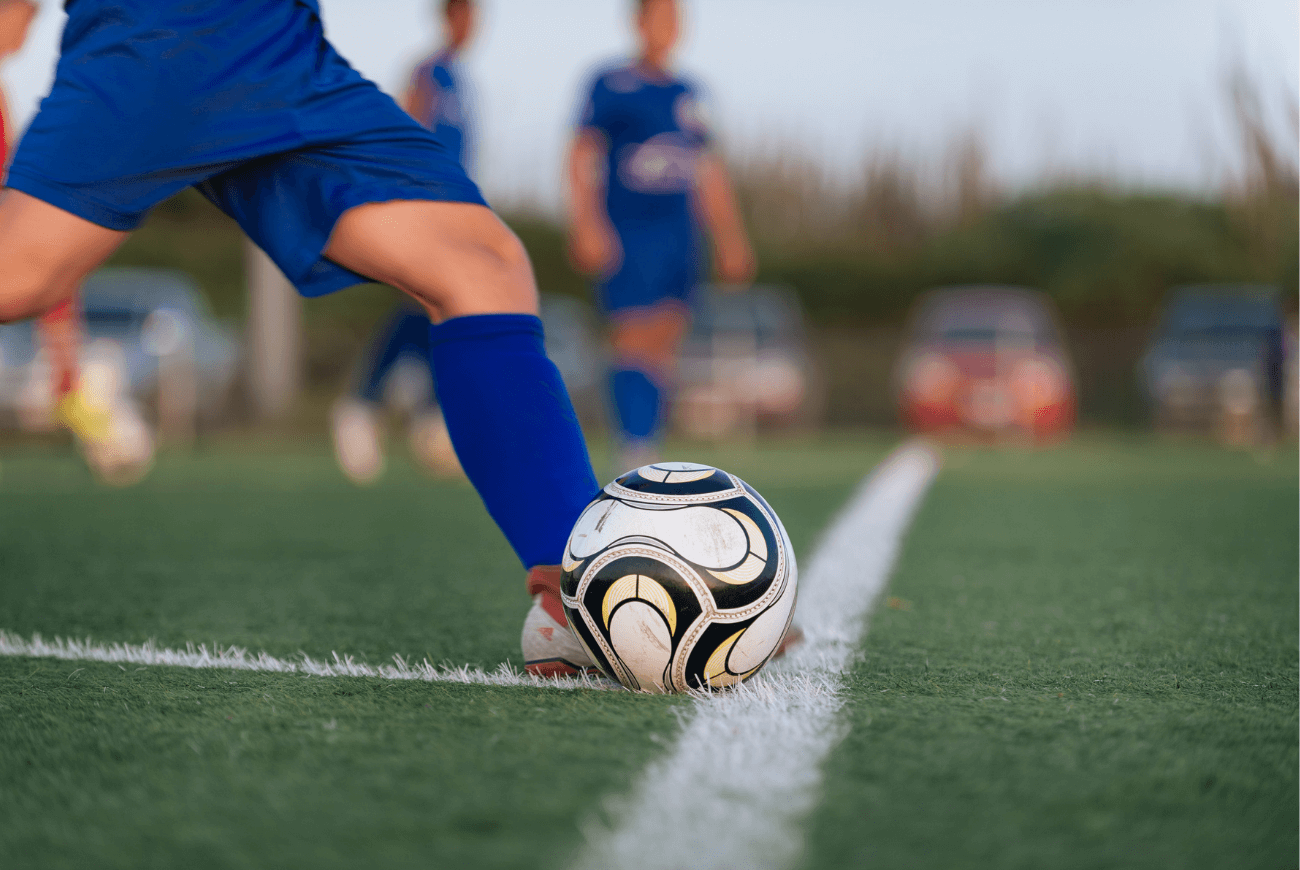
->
xmin=694 ymin=152 xmax=756 ymax=286
xmin=565 ymin=127 xmax=620 ymax=276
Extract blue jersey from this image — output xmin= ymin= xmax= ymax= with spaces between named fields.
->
xmin=578 ymin=63 xmax=711 ymax=228
xmin=408 ymin=49 xmax=473 ymax=175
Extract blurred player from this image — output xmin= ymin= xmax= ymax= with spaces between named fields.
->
xmin=566 ymin=0 xmax=755 ymax=472
xmin=0 ymin=0 xmax=148 ymax=480
xmin=0 ymin=0 xmax=599 ymax=675
xmin=331 ymin=0 xmax=477 ymax=484
xmin=0 ymin=4 xmax=81 ymax=435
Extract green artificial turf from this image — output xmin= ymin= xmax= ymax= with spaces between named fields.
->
xmin=3 ymin=436 xmax=1293 ymax=869
xmin=802 ymin=440 xmax=1298 ymax=870
xmin=0 ymin=438 xmax=872 ymax=870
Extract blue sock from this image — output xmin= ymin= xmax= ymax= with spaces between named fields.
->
xmin=610 ymin=366 xmax=663 ymax=442
xmin=428 ymin=314 xmax=600 ymax=568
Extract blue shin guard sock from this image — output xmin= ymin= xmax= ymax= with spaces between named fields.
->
xmin=610 ymin=366 xmax=664 ymax=444
xmin=428 ymin=314 xmax=599 ymax=568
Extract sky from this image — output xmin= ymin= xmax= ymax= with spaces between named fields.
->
xmin=4 ymin=0 xmax=1296 ymax=214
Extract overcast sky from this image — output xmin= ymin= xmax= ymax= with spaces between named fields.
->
xmin=5 ymin=0 xmax=1296 ymax=214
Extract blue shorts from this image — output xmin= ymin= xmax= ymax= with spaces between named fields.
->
xmin=7 ymin=0 xmax=485 ymax=298
xmin=597 ymin=220 xmax=700 ymax=317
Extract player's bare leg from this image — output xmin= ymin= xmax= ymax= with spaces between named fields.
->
xmin=325 ymin=200 xmax=536 ymax=320
xmin=0 ymin=191 xmax=127 ymax=323
xmin=326 ymin=198 xmax=601 ymax=677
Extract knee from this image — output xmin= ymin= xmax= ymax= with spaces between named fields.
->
xmin=424 ymin=221 xmax=538 ymax=317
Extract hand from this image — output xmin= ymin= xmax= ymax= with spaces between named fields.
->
xmin=567 ymin=218 xmax=622 ymax=277
xmin=713 ymin=232 xmax=756 ymax=287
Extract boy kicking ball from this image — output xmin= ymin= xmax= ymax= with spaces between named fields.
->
xmin=0 ymin=0 xmax=598 ymax=675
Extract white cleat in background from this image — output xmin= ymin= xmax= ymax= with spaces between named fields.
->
xmin=330 ymin=398 xmax=385 ymax=485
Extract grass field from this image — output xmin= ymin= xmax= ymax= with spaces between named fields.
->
xmin=0 ymin=435 xmax=1294 ymax=869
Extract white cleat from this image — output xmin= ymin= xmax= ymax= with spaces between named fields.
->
xmin=84 ymin=400 xmax=155 ymax=487
xmin=521 ymin=565 xmax=600 ymax=678
xmin=331 ymin=398 xmax=385 ymax=485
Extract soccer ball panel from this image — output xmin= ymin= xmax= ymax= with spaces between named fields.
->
xmin=602 ymin=574 xmax=677 ymax=635
xmin=568 ymin=499 xmax=751 ymax=570
xmin=633 ymin=461 xmax=720 ymax=484
xmin=607 ymin=463 xmax=743 ymax=503
xmin=726 ymin=575 xmax=797 ymax=675
xmin=563 ymin=602 xmax=618 ymax=677
xmin=702 ymin=627 xmax=751 ymax=689
xmin=608 ymin=600 xmax=674 ymax=693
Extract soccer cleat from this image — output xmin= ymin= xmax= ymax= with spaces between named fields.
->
xmin=522 ymin=565 xmax=599 ymax=678
xmin=83 ymin=400 xmax=155 ymax=487
xmin=56 ymin=388 xmax=113 ymax=446
xmin=330 ymin=398 xmax=384 ymax=485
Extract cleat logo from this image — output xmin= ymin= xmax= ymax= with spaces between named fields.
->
xmin=538 ymin=627 xmax=555 ymax=641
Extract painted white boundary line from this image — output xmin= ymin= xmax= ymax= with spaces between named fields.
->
xmin=0 ymin=631 xmax=607 ymax=691
xmin=571 ymin=441 xmax=942 ymax=870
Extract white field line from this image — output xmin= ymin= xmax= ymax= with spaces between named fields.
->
xmin=0 ymin=631 xmax=609 ymax=692
xmin=571 ymin=441 xmax=942 ymax=870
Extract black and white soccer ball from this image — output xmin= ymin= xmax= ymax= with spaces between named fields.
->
xmin=561 ymin=461 xmax=798 ymax=693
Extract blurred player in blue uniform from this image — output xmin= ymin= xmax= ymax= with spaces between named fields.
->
xmin=0 ymin=0 xmax=600 ymax=676
xmin=330 ymin=0 xmax=477 ymax=485
xmin=566 ymin=0 xmax=755 ymax=472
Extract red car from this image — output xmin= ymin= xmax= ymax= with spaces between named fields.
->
xmin=895 ymin=286 xmax=1076 ymax=441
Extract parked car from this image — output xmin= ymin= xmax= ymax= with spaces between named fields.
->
xmin=895 ymin=286 xmax=1076 ymax=441
xmin=0 ymin=267 xmax=240 ymax=430
xmin=1139 ymin=285 xmax=1287 ymax=443
xmin=675 ymin=284 xmax=820 ymax=439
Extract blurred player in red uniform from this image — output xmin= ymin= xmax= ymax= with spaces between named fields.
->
xmin=0 ymin=0 xmax=115 ymax=452
xmin=566 ymin=0 xmax=754 ymax=473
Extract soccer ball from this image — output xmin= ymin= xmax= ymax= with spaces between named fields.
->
xmin=561 ymin=461 xmax=798 ymax=693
